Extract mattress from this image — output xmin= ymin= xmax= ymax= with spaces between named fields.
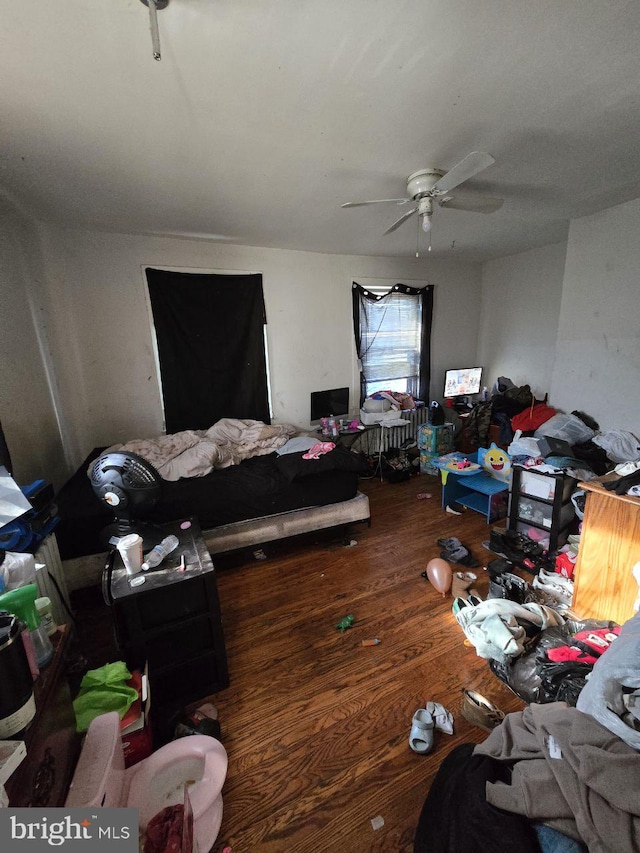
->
xmin=55 ymin=447 xmax=368 ymax=561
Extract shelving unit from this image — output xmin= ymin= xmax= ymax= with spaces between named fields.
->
xmin=440 ymin=454 xmax=509 ymax=523
xmin=507 ymin=464 xmax=577 ymax=551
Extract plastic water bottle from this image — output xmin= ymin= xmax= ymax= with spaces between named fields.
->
xmin=141 ymin=535 xmax=179 ymax=571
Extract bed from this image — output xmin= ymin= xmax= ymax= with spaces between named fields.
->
xmin=54 ymin=423 xmax=371 ymax=587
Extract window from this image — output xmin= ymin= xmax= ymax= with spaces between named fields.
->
xmin=352 ymin=281 xmax=434 ymax=404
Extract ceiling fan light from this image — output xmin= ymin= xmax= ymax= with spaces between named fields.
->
xmin=421 ymin=213 xmax=432 ymax=233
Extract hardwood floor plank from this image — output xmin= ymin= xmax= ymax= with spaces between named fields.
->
xmin=207 ymin=473 xmax=524 ymax=851
xmin=71 ymin=469 xmax=526 ymax=851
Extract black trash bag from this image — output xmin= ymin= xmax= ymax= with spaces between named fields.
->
xmin=489 ymin=619 xmax=615 ymax=705
xmin=537 ymin=660 xmax=591 ymax=706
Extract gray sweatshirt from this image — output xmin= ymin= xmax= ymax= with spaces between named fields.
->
xmin=474 ymin=702 xmax=640 ymax=853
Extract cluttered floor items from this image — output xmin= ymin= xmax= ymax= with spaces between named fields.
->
xmin=68 ymin=661 xmax=227 ymax=852
xmin=408 ymin=702 xmax=454 ymax=754
xmin=416 ymin=609 xmax=640 ymax=853
xmin=422 ymin=525 xmax=617 ymax=705
xmin=418 ymin=518 xmax=628 ymax=710
xmin=417 ymin=524 xmax=640 ymax=852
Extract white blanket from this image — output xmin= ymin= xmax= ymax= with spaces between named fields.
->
xmin=102 ymin=418 xmax=297 ymax=481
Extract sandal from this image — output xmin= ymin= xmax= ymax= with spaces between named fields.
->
xmin=440 ymin=546 xmax=479 ymax=568
xmin=437 ymin=536 xmax=462 ymax=550
xmin=409 ymin=708 xmax=434 ymax=754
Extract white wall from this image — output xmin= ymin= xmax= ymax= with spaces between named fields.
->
xmin=479 ymin=197 xmax=640 ymax=435
xmin=0 ymin=213 xmax=67 ymax=486
xmin=478 ymin=242 xmax=567 ymax=399
xmin=36 ymin=225 xmax=482 ymax=473
xmin=550 ymin=197 xmax=640 ymax=432
xmin=5 ymin=196 xmax=640 ymax=491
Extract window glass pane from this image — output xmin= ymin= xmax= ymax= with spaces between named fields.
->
xmin=360 ymin=291 xmax=421 ymax=398
xmin=366 ymin=378 xmax=410 ymax=396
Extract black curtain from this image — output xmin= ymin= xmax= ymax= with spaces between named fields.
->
xmin=146 ymin=268 xmax=270 ymax=433
xmin=0 ymin=419 xmax=12 ymax=474
xmin=351 ymin=282 xmax=434 ymax=406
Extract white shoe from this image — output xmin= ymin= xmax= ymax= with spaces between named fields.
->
xmin=538 ymin=567 xmax=574 ymax=592
xmin=533 ymin=573 xmax=573 ymax=605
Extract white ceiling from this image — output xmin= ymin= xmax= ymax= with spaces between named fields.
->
xmin=2 ymin=0 xmax=640 ymax=262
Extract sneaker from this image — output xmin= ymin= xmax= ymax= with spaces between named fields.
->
xmin=483 ymin=539 xmax=527 ymax=565
xmin=490 ymin=528 xmax=543 ymax=558
xmin=483 ymin=540 xmax=550 ymax=574
xmin=487 ymin=572 xmax=530 ymax=604
xmin=524 ymin=587 xmax=568 ymax=609
xmin=537 ymin=567 xmax=574 ymax=592
xmin=485 ymin=557 xmax=514 ymax=577
xmin=461 ymin=689 xmax=506 ymax=731
xmin=532 ymin=573 xmax=573 ymax=606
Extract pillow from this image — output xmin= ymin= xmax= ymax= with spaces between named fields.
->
xmin=275 ymin=434 xmax=318 ymax=456
xmin=275 ymin=445 xmax=369 ymax=482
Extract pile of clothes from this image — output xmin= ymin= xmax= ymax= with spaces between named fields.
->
xmin=452 ymin=530 xmax=619 ymax=706
xmin=461 ymin=375 xmax=640 ymax=489
xmin=415 ymin=609 xmax=640 ymax=852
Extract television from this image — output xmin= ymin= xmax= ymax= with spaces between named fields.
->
xmin=310 ymin=387 xmax=349 ymax=424
xmin=443 ymin=367 xmax=483 ymax=399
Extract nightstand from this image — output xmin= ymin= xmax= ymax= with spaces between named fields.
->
xmin=106 ymin=518 xmax=229 ymax=715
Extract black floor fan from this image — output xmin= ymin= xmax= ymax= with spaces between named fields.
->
xmin=89 ymin=450 xmax=163 ymax=550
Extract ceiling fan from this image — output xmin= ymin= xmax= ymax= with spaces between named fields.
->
xmin=341 ymin=151 xmax=503 ymax=236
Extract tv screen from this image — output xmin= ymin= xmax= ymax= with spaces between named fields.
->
xmin=443 ymin=367 xmax=483 ymax=399
xmin=310 ymin=387 xmax=349 ymax=423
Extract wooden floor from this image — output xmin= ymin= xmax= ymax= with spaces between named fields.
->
xmin=204 ymin=472 xmax=524 ymax=853
xmin=70 ymin=470 xmax=526 ymax=852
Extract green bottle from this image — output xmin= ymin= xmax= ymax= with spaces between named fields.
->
xmin=0 ymin=584 xmax=53 ymax=669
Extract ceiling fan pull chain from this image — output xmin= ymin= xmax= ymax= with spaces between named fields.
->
xmin=148 ymin=0 xmax=162 ymax=60
xmin=141 ymin=0 xmax=169 ymax=61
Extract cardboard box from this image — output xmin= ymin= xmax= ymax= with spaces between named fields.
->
xmin=120 ymin=666 xmax=152 ymax=768
xmin=0 ymin=740 xmax=26 ymax=786
xmin=419 ymin=451 xmax=439 ymax=474
xmin=417 ymin=423 xmax=454 ymax=455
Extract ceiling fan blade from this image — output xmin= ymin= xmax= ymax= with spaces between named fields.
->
xmin=432 ymin=151 xmax=496 ymax=194
xmin=438 ymin=193 xmax=504 ymax=213
xmin=383 ymin=207 xmax=417 ymax=235
xmin=341 ymin=198 xmax=411 ymax=208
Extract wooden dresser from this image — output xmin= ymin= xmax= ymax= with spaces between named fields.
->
xmin=572 ymin=478 xmax=640 ymax=625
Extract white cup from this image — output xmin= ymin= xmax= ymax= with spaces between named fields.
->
xmin=116 ymin=533 xmax=143 ymax=576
